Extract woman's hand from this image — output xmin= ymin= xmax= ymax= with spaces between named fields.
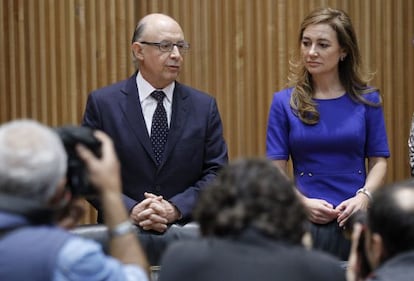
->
xmin=303 ymin=197 xmax=340 ymax=224
xmin=336 ymin=194 xmax=369 ymax=227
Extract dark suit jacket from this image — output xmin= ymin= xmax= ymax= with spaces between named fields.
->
xmin=367 ymin=250 xmax=414 ymax=281
xmin=159 ymin=229 xmax=347 ymax=281
xmin=82 ymin=73 xmax=228 ymax=219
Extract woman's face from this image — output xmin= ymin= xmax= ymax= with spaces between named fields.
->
xmin=301 ymin=23 xmax=346 ymax=77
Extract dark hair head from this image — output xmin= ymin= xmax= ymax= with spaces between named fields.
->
xmin=194 ymin=158 xmax=307 ymax=244
xmin=368 ymin=180 xmax=414 ymax=258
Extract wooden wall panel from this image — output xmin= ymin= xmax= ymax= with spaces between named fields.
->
xmin=0 ymin=0 xmax=413 ymax=224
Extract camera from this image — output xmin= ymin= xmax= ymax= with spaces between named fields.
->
xmin=55 ymin=125 xmax=102 ymax=198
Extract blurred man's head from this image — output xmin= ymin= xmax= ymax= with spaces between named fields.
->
xmin=194 ymin=158 xmax=307 ymax=245
xmin=0 ymin=120 xmax=67 ymax=204
xmin=365 ymin=180 xmax=414 ymax=269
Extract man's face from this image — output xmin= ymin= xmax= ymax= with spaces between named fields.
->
xmin=133 ymin=19 xmax=185 ymax=89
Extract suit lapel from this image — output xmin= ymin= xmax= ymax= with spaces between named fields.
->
xmin=160 ymin=82 xmax=189 ymax=168
xmin=119 ymin=74 xmax=157 ymax=164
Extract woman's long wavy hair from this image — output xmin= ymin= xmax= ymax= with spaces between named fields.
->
xmin=289 ymin=7 xmax=380 ymax=125
xmin=194 ymin=158 xmax=307 ymax=245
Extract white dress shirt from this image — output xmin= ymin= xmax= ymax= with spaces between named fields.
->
xmin=136 ymin=72 xmax=174 ymax=136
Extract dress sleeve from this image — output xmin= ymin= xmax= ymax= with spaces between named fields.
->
xmin=266 ymin=89 xmax=290 ymax=160
xmin=364 ymin=91 xmax=390 ymax=158
xmin=54 ymin=237 xmax=149 ymax=281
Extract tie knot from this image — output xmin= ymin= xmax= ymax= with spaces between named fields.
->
xmin=151 ymin=90 xmax=165 ymax=103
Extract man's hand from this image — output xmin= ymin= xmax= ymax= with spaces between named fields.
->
xmin=55 ymin=198 xmax=86 ymax=229
xmin=130 ymin=192 xmax=181 ymax=232
xmin=130 ymin=194 xmax=168 ymax=232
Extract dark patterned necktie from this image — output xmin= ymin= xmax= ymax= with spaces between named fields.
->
xmin=150 ymin=90 xmax=169 ymax=165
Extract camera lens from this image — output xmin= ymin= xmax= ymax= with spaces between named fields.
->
xmin=55 ymin=126 xmax=101 ymax=197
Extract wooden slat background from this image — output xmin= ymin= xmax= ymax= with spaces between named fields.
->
xmin=1 ymin=0 xmax=413 ymax=224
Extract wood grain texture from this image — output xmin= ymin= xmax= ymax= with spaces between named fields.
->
xmin=1 ymin=0 xmax=413 ymax=223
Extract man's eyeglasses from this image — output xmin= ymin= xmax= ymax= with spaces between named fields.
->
xmin=139 ymin=40 xmax=190 ymax=53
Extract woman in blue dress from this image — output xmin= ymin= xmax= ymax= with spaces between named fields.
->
xmin=266 ymin=8 xmax=390 ymax=260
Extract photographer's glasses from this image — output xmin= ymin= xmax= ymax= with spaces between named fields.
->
xmin=139 ymin=40 xmax=190 ymax=54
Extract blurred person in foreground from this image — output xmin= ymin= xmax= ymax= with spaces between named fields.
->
xmin=0 ymin=119 xmax=149 ymax=281
xmin=347 ymin=180 xmax=414 ymax=281
xmin=159 ymin=158 xmax=346 ymax=281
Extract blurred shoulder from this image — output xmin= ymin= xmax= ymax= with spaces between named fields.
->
xmin=270 ymin=87 xmax=294 ymax=110
xmin=273 ymin=87 xmax=294 ymax=101
xmin=162 ymin=238 xmax=213 ymax=261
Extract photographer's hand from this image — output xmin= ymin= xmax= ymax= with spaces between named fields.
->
xmin=56 ymin=198 xmax=86 ymax=229
xmin=76 ymin=131 xmax=122 ymax=194
xmin=76 ymin=130 xmax=149 ymax=272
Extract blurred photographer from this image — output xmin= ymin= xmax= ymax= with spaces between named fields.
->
xmin=159 ymin=158 xmax=346 ymax=281
xmin=347 ymin=180 xmax=414 ymax=281
xmin=0 ymin=119 xmax=149 ymax=281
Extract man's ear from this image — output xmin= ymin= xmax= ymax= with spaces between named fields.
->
xmin=48 ymin=178 xmax=71 ymax=209
xmin=132 ymin=42 xmax=144 ymax=60
xmin=57 ymin=178 xmax=66 ymax=189
xmin=301 ymin=231 xmax=313 ymax=250
xmin=370 ymin=233 xmax=384 ymax=268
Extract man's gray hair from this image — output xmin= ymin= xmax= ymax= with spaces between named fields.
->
xmin=0 ymin=119 xmax=67 ymax=203
xmin=131 ymin=22 xmax=146 ymax=69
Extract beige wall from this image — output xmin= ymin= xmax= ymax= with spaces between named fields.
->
xmin=1 ymin=0 xmax=413 ymax=223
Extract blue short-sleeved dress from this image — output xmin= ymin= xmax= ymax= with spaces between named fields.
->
xmin=266 ymin=87 xmax=390 ymax=207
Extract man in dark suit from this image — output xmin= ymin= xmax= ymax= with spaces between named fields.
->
xmin=82 ymin=13 xmax=228 ymax=233
xmin=347 ymin=180 xmax=414 ymax=281
xmin=159 ymin=158 xmax=346 ymax=281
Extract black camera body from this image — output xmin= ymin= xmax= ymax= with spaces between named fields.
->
xmin=55 ymin=126 xmax=102 ymax=198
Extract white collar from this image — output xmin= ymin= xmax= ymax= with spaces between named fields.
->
xmin=136 ymin=72 xmax=174 ymax=103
